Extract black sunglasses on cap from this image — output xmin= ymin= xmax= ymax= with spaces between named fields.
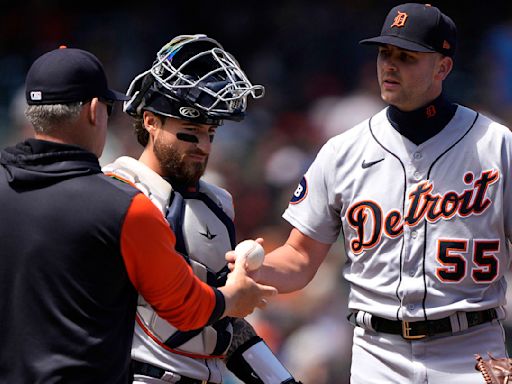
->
xmin=98 ymin=97 xmax=115 ymax=116
xmin=81 ymin=98 xmax=115 ymax=117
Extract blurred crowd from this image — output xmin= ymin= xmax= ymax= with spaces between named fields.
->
xmin=3 ymin=1 xmax=512 ymax=383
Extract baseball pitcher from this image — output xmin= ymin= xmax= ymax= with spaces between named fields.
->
xmin=229 ymin=4 xmax=512 ymax=384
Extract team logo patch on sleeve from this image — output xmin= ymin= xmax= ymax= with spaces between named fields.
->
xmin=290 ymin=176 xmax=308 ymax=205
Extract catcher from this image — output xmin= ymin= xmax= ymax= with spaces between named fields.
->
xmin=103 ymin=34 xmax=302 ymax=384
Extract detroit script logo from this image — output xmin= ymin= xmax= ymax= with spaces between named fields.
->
xmin=346 ymin=170 xmax=499 ymax=253
xmin=345 ymin=170 xmax=501 ymax=283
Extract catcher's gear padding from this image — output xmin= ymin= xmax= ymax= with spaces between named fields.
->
xmin=475 ymin=353 xmax=512 ymax=384
xmin=124 ymin=34 xmax=264 ymax=124
xmin=226 ymin=336 xmax=302 ymax=384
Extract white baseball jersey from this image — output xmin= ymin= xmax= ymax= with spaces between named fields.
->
xmin=103 ymin=156 xmax=235 ymax=383
xmin=284 ymin=105 xmax=512 ymax=322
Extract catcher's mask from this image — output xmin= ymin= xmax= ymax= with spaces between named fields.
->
xmin=124 ymin=34 xmax=265 ymax=125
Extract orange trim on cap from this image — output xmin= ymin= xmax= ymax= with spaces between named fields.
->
xmin=135 ymin=315 xmax=226 ymax=359
xmin=121 ymin=193 xmax=216 ymax=331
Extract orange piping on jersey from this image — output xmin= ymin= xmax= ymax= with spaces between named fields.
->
xmin=121 ymin=193 xmax=216 ymax=331
xmin=104 ymin=172 xmax=138 ymax=189
xmin=136 ymin=315 xmax=226 ymax=359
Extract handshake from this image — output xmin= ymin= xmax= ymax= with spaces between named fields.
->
xmin=220 ymin=239 xmax=272 ymax=318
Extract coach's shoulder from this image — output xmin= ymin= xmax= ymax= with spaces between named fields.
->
xmin=94 ymin=171 xmax=141 ymax=201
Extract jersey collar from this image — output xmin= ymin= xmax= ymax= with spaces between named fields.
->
xmin=387 ymin=93 xmax=457 ymax=145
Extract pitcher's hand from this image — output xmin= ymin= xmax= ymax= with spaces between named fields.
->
xmin=219 ymin=246 xmax=276 ymax=318
xmin=226 ymin=238 xmax=264 ymax=280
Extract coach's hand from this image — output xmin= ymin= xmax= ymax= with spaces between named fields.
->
xmin=219 ymin=254 xmax=277 ymax=318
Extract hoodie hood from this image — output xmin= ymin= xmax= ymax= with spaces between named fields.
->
xmin=0 ymin=139 xmax=102 ymax=188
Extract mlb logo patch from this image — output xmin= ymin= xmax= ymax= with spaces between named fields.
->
xmin=30 ymin=91 xmax=42 ymax=101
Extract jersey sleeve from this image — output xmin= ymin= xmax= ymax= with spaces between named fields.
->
xmin=120 ymin=193 xmax=223 ymax=331
xmin=283 ymin=139 xmax=342 ymax=244
xmin=502 ymin=130 xmax=512 ymax=242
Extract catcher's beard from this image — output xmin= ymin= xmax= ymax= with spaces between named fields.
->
xmin=153 ymin=139 xmax=208 ymax=186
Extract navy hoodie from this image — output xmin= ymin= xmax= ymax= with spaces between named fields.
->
xmin=0 ymin=139 xmax=221 ymax=383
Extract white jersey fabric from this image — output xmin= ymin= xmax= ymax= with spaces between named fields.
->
xmin=284 ymin=105 xmax=512 ymax=321
xmin=284 ymin=106 xmax=512 ymax=382
xmin=103 ymin=156 xmax=235 ymax=383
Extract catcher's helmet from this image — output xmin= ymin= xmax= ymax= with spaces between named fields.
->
xmin=124 ymin=34 xmax=264 ymax=125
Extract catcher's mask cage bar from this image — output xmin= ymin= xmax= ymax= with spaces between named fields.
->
xmin=124 ymin=34 xmax=264 ymax=119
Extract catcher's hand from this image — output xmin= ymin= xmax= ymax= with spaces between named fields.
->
xmin=475 ymin=353 xmax=512 ymax=384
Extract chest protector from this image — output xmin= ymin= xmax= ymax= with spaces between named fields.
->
xmin=104 ymin=156 xmax=235 ymax=358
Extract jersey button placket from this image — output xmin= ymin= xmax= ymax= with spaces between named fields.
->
xmin=410 ymin=152 xmax=423 ymax=181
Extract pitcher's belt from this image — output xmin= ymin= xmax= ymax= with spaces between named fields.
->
xmin=132 ymin=360 xmax=215 ymax=384
xmin=360 ymin=308 xmax=497 ymax=340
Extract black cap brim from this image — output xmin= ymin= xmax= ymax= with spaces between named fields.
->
xmin=359 ymin=36 xmax=436 ymax=53
xmin=105 ymin=89 xmax=130 ymax=101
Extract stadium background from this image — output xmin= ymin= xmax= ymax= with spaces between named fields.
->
xmin=2 ymin=1 xmax=512 ymax=382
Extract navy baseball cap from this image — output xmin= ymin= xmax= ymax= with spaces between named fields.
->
xmin=359 ymin=3 xmax=456 ymax=58
xmin=25 ymin=46 xmax=129 ymax=105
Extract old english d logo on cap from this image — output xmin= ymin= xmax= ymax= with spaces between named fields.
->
xmin=359 ymin=3 xmax=457 ymax=58
xmin=391 ymin=11 xmax=408 ymax=28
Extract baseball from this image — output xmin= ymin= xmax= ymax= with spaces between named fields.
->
xmin=234 ymin=240 xmax=265 ymax=271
